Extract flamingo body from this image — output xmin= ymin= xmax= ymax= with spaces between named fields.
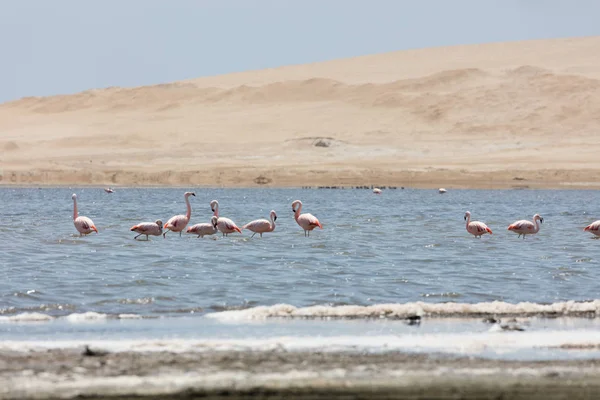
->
xmin=508 ymin=214 xmax=543 ymax=239
xmin=292 ymin=200 xmax=322 ymax=237
xmin=373 ymin=188 xmax=382 ymax=195
xmin=130 ymin=220 xmax=163 ymax=240
xmin=164 ymin=192 xmax=195 ymax=237
xmin=584 ymin=221 xmax=600 ymax=237
xmin=464 ymin=211 xmax=492 ymax=238
xmin=211 ymin=200 xmax=242 ymax=236
xmin=72 ymin=194 xmax=98 ymax=236
xmin=187 ymin=216 xmax=219 ymax=238
xmin=243 ymin=210 xmax=276 ymax=238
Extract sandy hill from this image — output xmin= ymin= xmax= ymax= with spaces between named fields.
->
xmin=2 ymin=36 xmax=600 ymax=188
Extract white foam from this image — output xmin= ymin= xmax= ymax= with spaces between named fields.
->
xmin=0 ymin=312 xmax=54 ymax=322
xmin=65 ymin=312 xmax=109 ymax=322
xmin=206 ymin=300 xmax=600 ymax=321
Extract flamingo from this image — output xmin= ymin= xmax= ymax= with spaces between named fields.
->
xmin=130 ymin=219 xmax=163 ymax=240
xmin=72 ymin=194 xmax=98 ymax=236
xmin=163 ymin=192 xmax=195 ymax=237
xmin=439 ymin=188 xmax=447 ymax=194
xmin=187 ymin=216 xmax=219 ymax=238
xmin=243 ymin=210 xmax=277 ymax=238
xmin=583 ymin=220 xmax=600 ymax=237
xmin=373 ymin=188 xmax=382 ymax=195
xmin=104 ymin=188 xmax=114 ymax=193
xmin=464 ymin=211 xmax=492 ymax=238
xmin=292 ymin=200 xmax=322 ymax=237
xmin=210 ymin=200 xmax=242 ymax=236
xmin=508 ymin=214 xmax=543 ymax=239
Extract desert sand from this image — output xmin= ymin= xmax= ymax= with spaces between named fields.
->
xmin=2 ymin=36 xmax=600 ymax=189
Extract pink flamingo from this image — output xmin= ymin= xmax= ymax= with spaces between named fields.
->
xmin=72 ymin=194 xmax=98 ymax=236
xmin=508 ymin=214 xmax=543 ymax=239
xmin=464 ymin=211 xmax=492 ymax=238
xmin=292 ymin=200 xmax=322 ymax=237
xmin=583 ymin=220 xmax=600 ymax=237
xmin=163 ymin=192 xmax=195 ymax=237
xmin=210 ymin=200 xmax=242 ymax=236
xmin=187 ymin=216 xmax=219 ymax=238
xmin=243 ymin=210 xmax=277 ymax=238
xmin=130 ymin=219 xmax=163 ymax=240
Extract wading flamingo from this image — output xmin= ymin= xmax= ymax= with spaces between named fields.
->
xmin=163 ymin=192 xmax=195 ymax=237
xmin=210 ymin=200 xmax=242 ymax=236
xmin=72 ymin=194 xmax=98 ymax=236
xmin=292 ymin=200 xmax=322 ymax=237
xmin=508 ymin=214 xmax=543 ymax=239
xmin=243 ymin=210 xmax=277 ymax=238
xmin=187 ymin=216 xmax=219 ymax=238
xmin=583 ymin=220 xmax=600 ymax=237
xmin=464 ymin=211 xmax=492 ymax=238
xmin=130 ymin=219 xmax=163 ymax=240
xmin=373 ymin=188 xmax=382 ymax=195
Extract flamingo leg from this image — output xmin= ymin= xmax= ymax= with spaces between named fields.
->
xmin=134 ymin=233 xmax=142 ymax=240
xmin=146 ymin=235 xmax=149 ymax=241
xmin=251 ymin=232 xmax=256 ymax=238
xmin=260 ymin=233 xmax=263 ymax=238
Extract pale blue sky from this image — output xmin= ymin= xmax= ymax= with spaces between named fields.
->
xmin=1 ymin=0 xmax=598 ymax=103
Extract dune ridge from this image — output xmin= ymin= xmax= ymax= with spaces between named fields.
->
xmin=2 ymin=36 xmax=600 ymax=188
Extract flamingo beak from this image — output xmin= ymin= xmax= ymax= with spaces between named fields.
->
xmin=274 ymin=216 xmax=277 ymax=221
xmin=541 ymin=218 xmax=544 ymax=223
xmin=464 ymin=216 xmax=466 ymax=221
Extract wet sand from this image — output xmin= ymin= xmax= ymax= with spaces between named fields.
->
xmin=2 ymin=36 xmax=600 ymax=189
xmin=3 ymin=348 xmax=600 ymax=399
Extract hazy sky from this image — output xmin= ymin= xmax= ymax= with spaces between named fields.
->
xmin=1 ymin=0 xmax=598 ymax=102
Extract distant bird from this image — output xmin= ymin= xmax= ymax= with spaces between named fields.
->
xmin=187 ymin=216 xmax=219 ymax=238
xmin=104 ymin=188 xmax=114 ymax=193
xmin=163 ymin=192 xmax=195 ymax=237
xmin=243 ymin=210 xmax=277 ymax=238
xmin=292 ymin=200 xmax=322 ymax=237
xmin=583 ymin=220 xmax=600 ymax=237
xmin=439 ymin=188 xmax=447 ymax=194
xmin=508 ymin=214 xmax=543 ymax=239
xmin=210 ymin=200 xmax=242 ymax=236
xmin=373 ymin=188 xmax=382 ymax=195
xmin=464 ymin=211 xmax=492 ymax=238
xmin=72 ymin=194 xmax=98 ymax=236
xmin=130 ymin=219 xmax=163 ymax=240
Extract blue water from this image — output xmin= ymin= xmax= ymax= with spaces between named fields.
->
xmin=0 ymin=187 xmax=599 ymax=319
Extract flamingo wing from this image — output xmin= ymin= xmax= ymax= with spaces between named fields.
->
xmin=243 ymin=219 xmax=270 ymax=232
xmin=165 ymin=215 xmax=187 ymax=230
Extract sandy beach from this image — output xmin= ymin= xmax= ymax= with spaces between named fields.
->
xmin=2 ymin=36 xmax=600 ymax=189
xmin=2 ymin=347 xmax=600 ymax=399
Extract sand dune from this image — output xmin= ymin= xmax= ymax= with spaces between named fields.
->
xmin=2 ymin=36 xmax=600 ymax=188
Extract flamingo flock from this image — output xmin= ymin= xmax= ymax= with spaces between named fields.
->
xmin=71 ymin=191 xmax=600 ymax=241
xmin=71 ymin=191 xmax=322 ymax=240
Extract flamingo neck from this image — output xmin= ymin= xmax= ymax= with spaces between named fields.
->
xmin=534 ymin=218 xmax=541 ymax=233
xmin=213 ymin=204 xmax=219 ymax=217
xmin=465 ymin=214 xmax=470 ymax=229
xmin=73 ymin=198 xmax=78 ymax=220
xmin=294 ymin=204 xmax=302 ymax=221
xmin=185 ymin=196 xmax=192 ymax=220
xmin=270 ymin=216 xmax=276 ymax=231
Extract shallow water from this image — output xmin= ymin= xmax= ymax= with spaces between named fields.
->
xmin=1 ymin=187 xmax=600 ymax=359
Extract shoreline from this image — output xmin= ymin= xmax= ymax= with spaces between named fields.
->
xmin=3 ymin=348 xmax=600 ymax=399
xmin=1 ymin=168 xmax=600 ymax=189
